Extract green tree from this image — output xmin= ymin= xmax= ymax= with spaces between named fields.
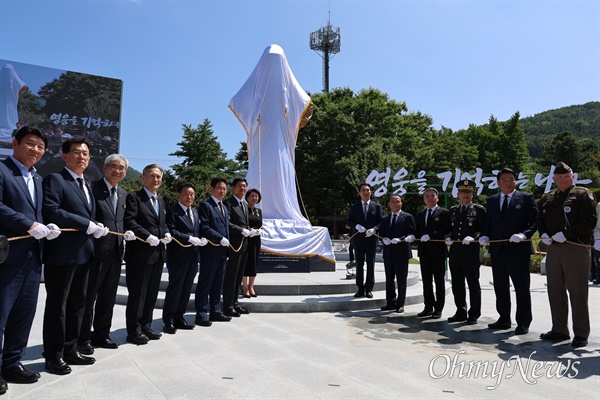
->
xmin=169 ymin=119 xmax=241 ymax=199
xmin=542 ymin=131 xmax=580 ymax=170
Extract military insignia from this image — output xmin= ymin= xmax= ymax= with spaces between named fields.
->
xmin=464 ymin=180 xmax=469 ymax=185
xmin=435 ymin=217 xmax=439 ymax=221
xmin=564 ymin=206 xmax=571 ymax=213
xmin=469 ymin=222 xmax=473 ymax=226
xmin=587 ymin=189 xmax=595 ymax=201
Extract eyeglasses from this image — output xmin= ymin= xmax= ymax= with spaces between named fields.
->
xmin=107 ymin=164 xmax=126 ymax=172
xmin=69 ymin=150 xmax=90 ymax=158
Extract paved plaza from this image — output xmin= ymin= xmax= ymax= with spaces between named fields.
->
xmin=3 ymin=263 xmax=599 ymax=399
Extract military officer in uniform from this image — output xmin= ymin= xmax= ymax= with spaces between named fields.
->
xmin=538 ymin=162 xmax=597 ymax=348
xmin=445 ymin=180 xmax=486 ymax=325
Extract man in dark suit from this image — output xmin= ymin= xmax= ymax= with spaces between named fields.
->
xmin=163 ymin=182 xmax=205 ymax=334
xmin=195 ymin=177 xmax=231 ymax=327
xmin=124 ymin=164 xmax=171 ymax=345
xmin=42 ymin=138 xmax=109 ymax=375
xmin=414 ymin=188 xmax=451 ymax=319
xmin=347 ymin=183 xmax=383 ymax=298
xmin=378 ymin=194 xmax=416 ymax=313
xmin=223 ymin=178 xmax=251 ymax=317
xmin=78 ymin=154 xmax=135 ymax=355
xmin=0 ymin=127 xmax=58 ymax=392
xmin=480 ymin=168 xmax=538 ymax=335
xmin=445 ymin=180 xmax=486 ymax=325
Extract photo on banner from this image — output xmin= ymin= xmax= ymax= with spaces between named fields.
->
xmin=0 ymin=59 xmax=123 ymax=180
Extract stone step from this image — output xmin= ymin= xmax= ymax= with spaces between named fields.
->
xmin=115 ymin=261 xmax=451 ymax=313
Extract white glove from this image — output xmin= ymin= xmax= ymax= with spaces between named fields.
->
xmin=552 ymin=232 xmax=567 ymax=243
xmin=257 ymin=228 xmax=264 ymax=236
xmin=124 ymin=230 xmax=136 ymax=241
xmin=188 ymin=236 xmax=202 ymax=246
xmin=462 ymin=236 xmax=474 ymax=245
xmin=86 ymin=221 xmax=102 ymax=236
xmin=160 ymin=232 xmax=172 ymax=244
xmin=420 ymin=234 xmax=430 ymax=243
xmin=355 ymin=224 xmax=366 ymax=233
xmin=541 ymin=233 xmax=553 ymax=246
xmin=594 ymin=239 xmax=600 ymax=251
xmin=146 ymin=234 xmax=160 ymax=246
xmin=445 ymin=237 xmax=453 ymax=246
xmin=46 ymin=223 xmax=61 ymax=240
xmin=93 ymin=223 xmax=109 ymax=239
xmin=404 ymin=235 xmax=415 ymax=243
xmin=510 ymin=233 xmax=527 ymax=243
xmin=365 ymin=228 xmax=375 ymax=237
xmin=479 ymin=236 xmax=490 ymax=246
xmin=382 ymin=237 xmax=391 ymax=245
xmin=220 ymin=237 xmax=230 ymax=247
xmin=391 ymin=238 xmax=400 ymax=244
xmin=241 ymin=228 xmax=251 ymax=237
xmin=199 ymin=237 xmax=208 ymax=247
xmin=28 ymin=223 xmax=50 ymax=240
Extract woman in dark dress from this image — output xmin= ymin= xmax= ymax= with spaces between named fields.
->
xmin=243 ymin=188 xmax=262 ymax=297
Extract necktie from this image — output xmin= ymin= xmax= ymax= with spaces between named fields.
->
xmin=26 ymin=173 xmax=35 ymax=206
xmin=501 ymin=194 xmax=509 ymax=219
xmin=218 ymin=201 xmax=224 ymax=216
xmin=110 ymin=187 xmax=117 ymax=212
xmin=426 ymin=209 xmax=432 ymax=227
xmin=363 ymin=202 xmax=368 ymax=219
xmin=391 ymin=213 xmax=397 ymax=227
xmin=77 ymin=178 xmax=91 ymax=210
xmin=151 ymin=195 xmax=159 ymax=216
xmin=460 ymin=205 xmax=466 ymax=218
xmin=187 ymin=207 xmax=194 ymax=225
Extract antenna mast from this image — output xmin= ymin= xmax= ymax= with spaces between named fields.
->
xmin=309 ymin=3 xmax=341 ymax=92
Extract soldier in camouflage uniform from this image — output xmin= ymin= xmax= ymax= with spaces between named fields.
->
xmin=445 ymin=180 xmax=486 ymax=325
xmin=538 ymin=162 xmax=597 ymax=348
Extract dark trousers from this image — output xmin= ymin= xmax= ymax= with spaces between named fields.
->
xmin=43 ymin=260 xmax=91 ymax=360
xmin=491 ymin=250 xmax=532 ymax=327
xmin=80 ymin=248 xmax=122 ymax=344
xmin=354 ymin=236 xmax=377 ymax=292
xmin=222 ymin=248 xmax=248 ymax=311
xmin=383 ymin=256 xmax=409 ymax=306
xmin=163 ymin=259 xmax=198 ymax=324
xmin=125 ymin=258 xmax=163 ymax=336
xmin=0 ymin=247 xmax=41 ymax=370
xmin=449 ymin=245 xmax=481 ymax=319
xmin=420 ymin=253 xmax=447 ymax=312
xmin=195 ymin=256 xmax=226 ymax=319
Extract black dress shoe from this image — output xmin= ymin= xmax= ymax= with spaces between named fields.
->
xmin=572 ymin=336 xmax=588 ymax=348
xmin=354 ymin=290 xmax=364 ymax=298
xmin=64 ymin=351 xmax=95 ymax=365
xmin=380 ymin=303 xmax=396 ymax=311
xmin=45 ymin=358 xmax=71 ymax=375
xmin=431 ymin=311 xmax=442 ymax=319
xmin=78 ymin=342 xmax=94 ymax=355
xmin=174 ymin=319 xmax=194 ymax=330
xmin=447 ymin=314 xmax=467 ymax=323
xmin=91 ymin=337 xmax=119 ymax=349
xmin=235 ymin=306 xmax=250 ymax=314
xmin=142 ymin=328 xmax=162 ymax=340
xmin=365 ymin=291 xmax=373 ymax=299
xmin=515 ymin=326 xmax=529 ymax=335
xmin=250 ymin=293 xmax=258 ymax=298
xmin=223 ymin=309 xmax=241 ymax=317
xmin=126 ymin=333 xmax=150 ymax=345
xmin=210 ymin=314 xmax=232 ymax=322
xmin=243 ymin=294 xmax=251 ymax=299
xmin=417 ymin=309 xmax=433 ymax=317
xmin=540 ymin=331 xmax=570 ymax=341
xmin=488 ymin=320 xmax=511 ymax=330
xmin=466 ymin=318 xmax=478 ymax=325
xmin=2 ymin=365 xmax=40 ymax=383
xmin=0 ymin=377 xmax=6 ymax=394
xmin=396 ymin=306 xmax=404 ymax=313
xmin=195 ymin=317 xmax=212 ymax=327
xmin=163 ymin=323 xmax=177 ymax=334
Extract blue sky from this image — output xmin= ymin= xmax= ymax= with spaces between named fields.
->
xmin=1 ymin=0 xmax=598 ymax=173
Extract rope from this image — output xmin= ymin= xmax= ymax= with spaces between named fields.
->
xmin=8 ymin=228 xmax=247 ymax=253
